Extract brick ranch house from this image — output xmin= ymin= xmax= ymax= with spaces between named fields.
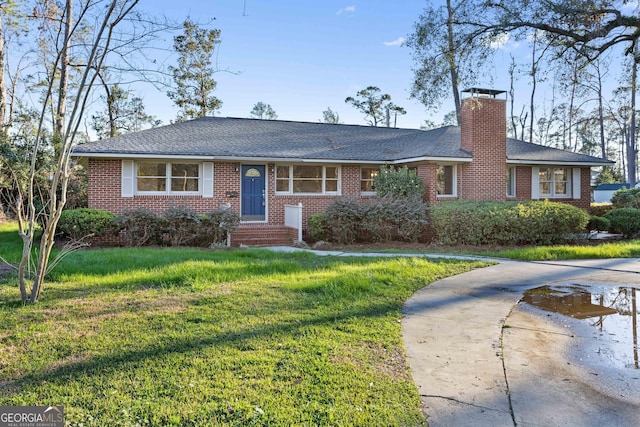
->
xmin=73 ymin=89 xmax=613 ymax=246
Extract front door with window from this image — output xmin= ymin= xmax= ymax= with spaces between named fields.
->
xmin=241 ymin=165 xmax=266 ymax=221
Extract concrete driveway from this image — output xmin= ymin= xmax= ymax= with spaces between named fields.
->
xmin=402 ymin=259 xmax=640 ymax=427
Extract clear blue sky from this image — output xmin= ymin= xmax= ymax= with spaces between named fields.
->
xmin=140 ymin=0 xmax=455 ymax=129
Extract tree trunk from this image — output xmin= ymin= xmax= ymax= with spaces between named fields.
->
xmin=55 ymin=0 xmax=72 ymax=153
xmin=0 ymin=15 xmax=7 ymax=131
xmin=446 ymin=0 xmax=461 ymax=125
xmin=628 ymin=52 xmax=638 ymax=186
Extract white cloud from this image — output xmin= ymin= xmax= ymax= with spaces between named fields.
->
xmin=486 ymin=32 xmax=510 ymax=50
xmin=337 ymin=5 xmax=356 ymax=15
xmin=383 ymin=37 xmax=405 ymax=47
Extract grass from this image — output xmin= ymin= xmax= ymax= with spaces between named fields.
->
xmin=0 ymin=222 xmax=489 ymax=426
xmin=337 ymin=240 xmax=640 ymax=261
xmin=478 ymin=241 xmax=640 ymax=260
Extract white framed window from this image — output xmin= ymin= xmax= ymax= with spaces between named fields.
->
xmin=539 ymin=167 xmax=570 ymax=197
xmin=136 ymin=161 xmax=201 ymax=195
xmin=506 ymin=166 xmax=516 ymax=197
xmin=436 ymin=165 xmax=456 ymax=197
xmin=361 ymin=167 xmax=379 ymax=194
xmin=275 ymin=165 xmax=341 ymax=195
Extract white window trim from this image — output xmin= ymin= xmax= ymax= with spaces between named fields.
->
xmin=275 ymin=165 xmax=342 ymax=196
xmin=135 ymin=161 xmax=203 ymax=196
xmin=536 ymin=166 xmax=572 ymax=198
xmin=436 ymin=164 xmax=457 ymax=198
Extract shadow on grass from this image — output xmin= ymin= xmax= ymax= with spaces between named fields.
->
xmin=4 ymin=296 xmax=400 ymax=393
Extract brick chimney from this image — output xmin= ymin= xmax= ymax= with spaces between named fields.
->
xmin=459 ymin=88 xmax=507 ymax=201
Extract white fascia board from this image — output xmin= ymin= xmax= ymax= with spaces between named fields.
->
xmin=507 ymin=159 xmax=613 ymax=167
xmin=393 ymin=156 xmax=472 ymax=164
xmin=73 ymin=152 xmax=215 ymax=161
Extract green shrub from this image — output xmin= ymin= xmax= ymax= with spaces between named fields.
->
xmin=604 ymin=208 xmax=640 ymax=238
xmin=197 ymin=208 xmax=240 ymax=247
xmin=586 ymin=216 xmax=611 ymax=232
xmin=164 ymin=206 xmax=201 ymax=246
xmin=373 ymin=165 xmax=425 ymax=199
xmin=57 ymin=208 xmax=116 ymax=240
xmin=431 ymin=200 xmax=589 ymax=246
xmin=307 ymin=213 xmax=328 ymax=241
xmin=590 ymin=202 xmax=614 ymax=217
xmin=323 ymin=197 xmax=429 ymax=244
xmin=610 ymin=187 xmax=640 ymax=209
xmin=361 ymin=197 xmax=429 ymax=242
xmin=116 ymin=209 xmax=165 ymax=247
xmin=324 ymin=199 xmax=363 ymax=244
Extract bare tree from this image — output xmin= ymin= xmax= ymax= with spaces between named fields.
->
xmin=15 ymin=0 xmax=140 ymax=303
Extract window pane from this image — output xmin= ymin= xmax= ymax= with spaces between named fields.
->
xmin=555 ymin=182 xmax=567 ymax=195
xmin=325 ymin=180 xmax=338 ymax=192
xmin=276 ymin=180 xmax=290 ymax=192
xmin=293 ymin=179 xmax=322 ymax=193
xmin=540 ymin=182 xmax=551 ymax=195
xmin=539 ymin=168 xmax=551 ymax=182
xmin=170 ymin=178 xmax=198 ymax=192
xmin=325 ymin=167 xmax=338 ymax=179
xmin=506 ymin=167 xmax=515 ymax=196
xmin=361 ymin=168 xmax=378 ymax=180
xmin=244 ymin=167 xmax=261 ymax=177
xmin=437 ymin=165 xmax=454 ymax=195
xmin=172 ymin=163 xmax=199 ymax=177
xmin=554 ymin=168 xmax=567 ymax=181
xmin=138 ymin=163 xmax=166 ymax=177
xmin=361 ymin=180 xmax=374 ymax=192
xmin=276 ymin=166 xmax=290 ymax=178
xmin=138 ymin=177 xmax=166 ymax=191
xmin=293 ymin=165 xmax=322 ymax=179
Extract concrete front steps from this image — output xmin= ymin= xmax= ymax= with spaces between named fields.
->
xmin=230 ymin=225 xmax=298 ymax=247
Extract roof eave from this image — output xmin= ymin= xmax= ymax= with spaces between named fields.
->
xmin=507 ymin=159 xmax=614 ymax=167
xmin=72 ymin=152 xmax=474 ymax=164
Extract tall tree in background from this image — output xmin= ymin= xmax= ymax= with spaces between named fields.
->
xmin=250 ymin=101 xmax=277 ymax=120
xmin=320 ymin=107 xmax=340 ymax=124
xmin=406 ymin=0 xmax=489 ymax=125
xmin=345 ymin=86 xmax=405 ymax=127
xmin=91 ymin=84 xmax=160 ymax=139
xmin=168 ymin=19 xmax=222 ymax=121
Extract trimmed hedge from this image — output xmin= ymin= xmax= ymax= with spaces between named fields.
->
xmin=324 ymin=197 xmax=429 ymax=244
xmin=604 ymin=208 xmax=640 ymax=238
xmin=116 ymin=207 xmax=240 ymax=247
xmin=431 ymin=200 xmax=589 ymax=246
xmin=57 ymin=208 xmax=116 ymax=240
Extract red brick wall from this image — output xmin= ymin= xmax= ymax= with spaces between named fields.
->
xmin=87 ymin=158 xmax=592 ymax=234
xmin=88 ymin=160 xmax=376 ymax=230
xmin=459 ymin=96 xmax=507 ymax=201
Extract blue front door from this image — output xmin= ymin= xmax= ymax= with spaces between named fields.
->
xmin=241 ymin=165 xmax=266 ymax=220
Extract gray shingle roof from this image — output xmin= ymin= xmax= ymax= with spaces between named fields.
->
xmin=72 ymin=116 xmax=612 ymax=165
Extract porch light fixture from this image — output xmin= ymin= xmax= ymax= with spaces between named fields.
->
xmin=234 ymin=163 xmax=240 ymax=172
xmin=269 ymin=163 xmax=275 ymax=173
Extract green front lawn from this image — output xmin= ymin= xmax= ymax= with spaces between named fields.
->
xmin=0 ymin=223 xmax=488 ymax=426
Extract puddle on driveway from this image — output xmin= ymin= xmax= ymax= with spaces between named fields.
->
xmin=521 ymin=284 xmax=639 ymax=370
